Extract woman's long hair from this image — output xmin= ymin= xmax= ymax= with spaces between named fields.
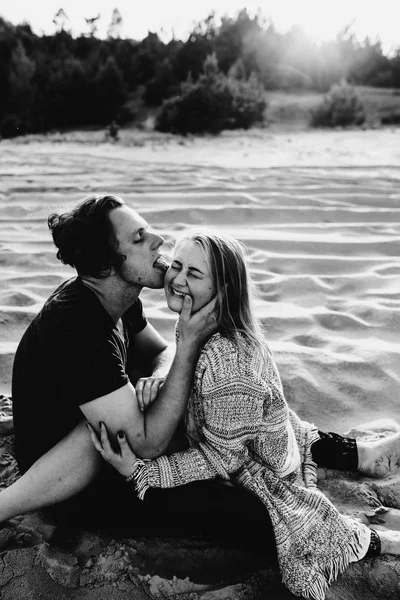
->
xmin=175 ymin=229 xmax=267 ymax=357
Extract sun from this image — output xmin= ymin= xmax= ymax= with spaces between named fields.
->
xmin=257 ymin=0 xmax=398 ymax=52
xmin=214 ymin=0 xmax=397 ymax=53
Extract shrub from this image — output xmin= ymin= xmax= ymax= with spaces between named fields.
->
xmin=155 ymin=53 xmax=266 ymax=134
xmin=94 ymin=56 xmax=127 ymax=124
xmin=0 ymin=114 xmax=25 ymax=138
xmin=310 ymin=80 xmax=365 ymax=127
xmin=381 ymin=111 xmax=400 ymax=125
xmin=144 ymin=58 xmax=180 ymax=106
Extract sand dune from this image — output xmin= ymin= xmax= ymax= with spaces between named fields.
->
xmin=1 ymin=130 xmax=400 ymax=436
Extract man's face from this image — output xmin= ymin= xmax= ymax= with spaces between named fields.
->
xmin=109 ymin=206 xmax=168 ymax=290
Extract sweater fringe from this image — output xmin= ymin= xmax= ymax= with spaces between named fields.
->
xmin=132 ymin=462 xmax=150 ymax=501
xmin=284 ymin=522 xmax=368 ymax=600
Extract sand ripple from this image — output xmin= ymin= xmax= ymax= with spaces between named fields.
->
xmin=1 ymin=143 xmax=400 ymax=432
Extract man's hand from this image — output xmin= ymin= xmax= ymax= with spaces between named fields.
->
xmin=135 ymin=377 xmax=165 ymax=412
xmin=87 ymin=422 xmax=140 ymax=478
xmin=178 ymin=295 xmax=218 ymax=351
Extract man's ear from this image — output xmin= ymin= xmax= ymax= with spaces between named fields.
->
xmin=104 ymin=264 xmax=116 ymax=277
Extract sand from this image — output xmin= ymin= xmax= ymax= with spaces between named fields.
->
xmin=1 ymin=127 xmax=400 ymax=598
xmin=2 ymin=128 xmax=400 ymax=430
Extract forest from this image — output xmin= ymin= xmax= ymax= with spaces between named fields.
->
xmin=1 ymin=8 xmax=400 ymax=137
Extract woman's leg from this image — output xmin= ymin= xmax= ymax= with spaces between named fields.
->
xmin=373 ymin=527 xmax=400 ymax=555
xmin=311 ymin=430 xmax=400 ymax=478
xmin=0 ymin=420 xmax=101 ymax=523
xmin=357 ymin=432 xmax=400 ymax=478
xmin=311 ymin=431 xmax=358 ymax=471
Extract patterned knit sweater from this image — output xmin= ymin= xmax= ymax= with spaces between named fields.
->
xmin=133 ymin=332 xmax=370 ymax=600
xmin=146 ymin=332 xmax=301 ymax=487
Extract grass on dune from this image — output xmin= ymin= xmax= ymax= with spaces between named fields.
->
xmin=3 ymin=86 xmax=400 ymax=146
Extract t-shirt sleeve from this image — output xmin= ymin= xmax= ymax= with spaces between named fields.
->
xmin=124 ymin=298 xmax=147 ymax=335
xmin=59 ymin=298 xmax=146 ymax=407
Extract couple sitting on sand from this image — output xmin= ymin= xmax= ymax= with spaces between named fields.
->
xmin=3 ymin=194 xmax=400 ymax=600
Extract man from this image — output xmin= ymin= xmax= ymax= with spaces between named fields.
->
xmin=6 ymin=194 xmax=223 ymax=530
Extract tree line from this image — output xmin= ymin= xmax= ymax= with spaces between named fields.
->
xmin=1 ymin=9 xmax=400 ymax=137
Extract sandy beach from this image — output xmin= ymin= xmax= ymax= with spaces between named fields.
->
xmin=1 ymin=128 xmax=400 ymax=432
xmin=1 ymin=127 xmax=400 ymax=599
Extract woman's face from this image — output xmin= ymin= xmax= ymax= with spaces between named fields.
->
xmin=164 ymin=240 xmax=216 ymax=313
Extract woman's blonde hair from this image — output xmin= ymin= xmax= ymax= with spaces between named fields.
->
xmin=175 ymin=228 xmax=267 ymax=356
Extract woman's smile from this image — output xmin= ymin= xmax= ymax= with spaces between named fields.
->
xmin=169 ymin=287 xmax=186 ymax=298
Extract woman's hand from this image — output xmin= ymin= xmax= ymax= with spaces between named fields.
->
xmin=135 ymin=377 xmax=165 ymax=412
xmin=87 ymin=422 xmax=140 ymax=478
xmin=178 ymin=295 xmax=218 ymax=349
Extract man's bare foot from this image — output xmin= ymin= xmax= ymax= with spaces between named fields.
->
xmin=357 ymin=432 xmax=400 ymax=478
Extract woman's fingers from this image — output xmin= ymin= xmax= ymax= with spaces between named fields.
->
xmin=141 ymin=380 xmax=152 ymax=408
xmin=99 ymin=422 xmax=114 ymax=457
xmin=136 ymin=378 xmax=150 ymax=411
xmin=117 ymin=431 xmax=136 ymax=460
xmin=136 ymin=378 xmax=144 ymax=411
xmin=115 ymin=431 xmax=139 ymax=477
xmin=86 ymin=422 xmax=103 ymax=452
xmin=86 ymin=422 xmax=139 ymax=478
xmin=147 ymin=379 xmax=164 ymax=407
xmin=136 ymin=377 xmax=165 ymax=411
xmin=153 ymin=379 xmax=164 ymax=396
xmin=179 ymin=294 xmax=192 ymax=320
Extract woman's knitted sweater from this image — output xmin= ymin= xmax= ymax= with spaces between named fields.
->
xmin=144 ymin=332 xmax=301 ymax=488
xmin=132 ymin=332 xmax=370 ymax=600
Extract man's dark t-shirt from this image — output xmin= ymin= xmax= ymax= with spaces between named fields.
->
xmin=12 ymin=277 xmax=147 ymax=474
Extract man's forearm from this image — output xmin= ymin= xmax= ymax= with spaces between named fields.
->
xmin=140 ymin=343 xmax=198 ymax=458
xmin=129 ymin=346 xmax=172 ymax=384
xmin=150 ymin=345 xmax=174 ymax=378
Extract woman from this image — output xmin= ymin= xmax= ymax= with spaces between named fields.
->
xmin=89 ymin=228 xmax=400 ymax=600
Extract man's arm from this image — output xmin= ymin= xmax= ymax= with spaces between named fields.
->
xmin=127 ymin=322 xmax=171 ymax=383
xmin=80 ymin=295 xmax=217 ymax=459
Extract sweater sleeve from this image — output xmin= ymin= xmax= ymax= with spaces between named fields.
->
xmin=132 ymin=374 xmax=266 ymax=499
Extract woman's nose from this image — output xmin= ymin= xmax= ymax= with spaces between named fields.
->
xmin=173 ymin=270 xmax=187 ymax=286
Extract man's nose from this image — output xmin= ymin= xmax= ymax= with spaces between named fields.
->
xmin=151 ymin=232 xmax=164 ymax=248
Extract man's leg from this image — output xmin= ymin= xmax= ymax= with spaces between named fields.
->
xmin=312 ymin=430 xmax=400 ymax=478
xmin=0 ymin=421 xmax=101 ymax=523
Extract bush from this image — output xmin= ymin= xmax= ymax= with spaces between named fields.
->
xmin=381 ymin=111 xmax=400 ymax=125
xmin=310 ymin=80 xmax=365 ymax=127
xmin=144 ymin=58 xmax=180 ymax=106
xmin=94 ymin=56 xmax=127 ymax=124
xmin=155 ymin=53 xmax=266 ymax=134
xmin=0 ymin=114 xmax=25 ymax=138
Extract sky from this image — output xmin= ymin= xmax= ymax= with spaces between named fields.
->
xmin=1 ymin=0 xmax=400 ymax=54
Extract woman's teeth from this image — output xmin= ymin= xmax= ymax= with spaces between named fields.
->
xmin=171 ymin=289 xmax=185 ymax=298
